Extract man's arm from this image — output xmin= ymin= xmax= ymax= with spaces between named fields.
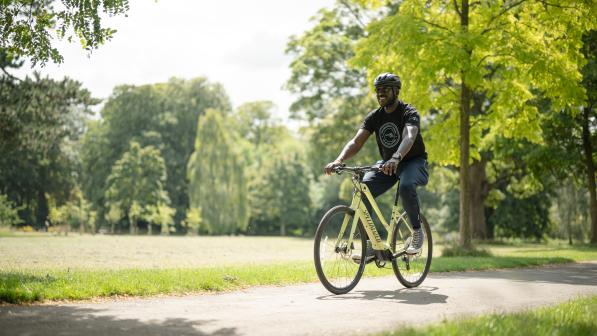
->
xmin=393 ymin=125 xmax=418 ymax=161
xmin=324 ymin=129 xmax=371 ymax=175
xmin=381 ymin=125 xmax=418 ymax=175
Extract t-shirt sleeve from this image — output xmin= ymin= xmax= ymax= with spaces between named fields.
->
xmin=360 ymin=110 xmax=377 ymax=133
xmin=404 ymin=104 xmax=421 ymax=128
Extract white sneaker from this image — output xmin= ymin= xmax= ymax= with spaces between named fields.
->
xmin=406 ymin=229 xmax=424 ymax=254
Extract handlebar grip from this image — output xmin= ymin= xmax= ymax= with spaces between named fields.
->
xmin=334 ymin=164 xmax=346 ymax=174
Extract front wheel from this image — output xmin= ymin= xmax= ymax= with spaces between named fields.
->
xmin=391 ymin=213 xmax=432 ymax=288
xmin=314 ymin=205 xmax=366 ymax=294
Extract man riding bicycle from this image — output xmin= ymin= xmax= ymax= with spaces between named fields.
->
xmin=324 ymin=73 xmax=429 ymax=260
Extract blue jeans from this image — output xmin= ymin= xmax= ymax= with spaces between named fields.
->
xmin=362 ymin=156 xmax=429 ymax=229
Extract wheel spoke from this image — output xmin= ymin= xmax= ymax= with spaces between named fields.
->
xmin=314 ymin=206 xmax=366 ymax=294
xmin=391 ymin=215 xmax=432 ymax=288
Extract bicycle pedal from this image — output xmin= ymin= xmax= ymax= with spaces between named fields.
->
xmin=374 ymin=259 xmax=386 ymax=268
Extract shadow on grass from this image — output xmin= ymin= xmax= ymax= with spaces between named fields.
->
xmin=316 ymin=285 xmax=448 ymax=305
xmin=0 ymin=305 xmax=238 ymax=336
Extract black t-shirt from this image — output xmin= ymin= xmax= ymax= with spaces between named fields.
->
xmin=360 ymin=101 xmax=426 ymax=162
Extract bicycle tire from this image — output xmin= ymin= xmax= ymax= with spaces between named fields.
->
xmin=390 ymin=213 xmax=432 ymax=288
xmin=314 ymin=205 xmax=366 ymax=295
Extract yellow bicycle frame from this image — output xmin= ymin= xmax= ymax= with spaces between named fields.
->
xmin=335 ymin=179 xmax=413 ymax=254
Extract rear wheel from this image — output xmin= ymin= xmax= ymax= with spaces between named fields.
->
xmin=314 ymin=205 xmax=366 ymax=294
xmin=391 ymin=213 xmax=432 ymax=288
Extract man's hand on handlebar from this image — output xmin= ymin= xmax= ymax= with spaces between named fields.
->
xmin=324 ymin=160 xmax=344 ymax=175
xmin=381 ymin=158 xmax=399 ymax=176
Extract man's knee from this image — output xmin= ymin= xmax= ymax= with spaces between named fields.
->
xmin=399 ymin=181 xmax=417 ymax=198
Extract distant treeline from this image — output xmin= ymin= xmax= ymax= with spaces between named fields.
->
xmin=1 ymin=0 xmax=596 ymax=243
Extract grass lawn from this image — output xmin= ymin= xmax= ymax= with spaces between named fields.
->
xmin=379 ymin=296 xmax=597 ymax=336
xmin=1 ymin=234 xmax=596 ymax=303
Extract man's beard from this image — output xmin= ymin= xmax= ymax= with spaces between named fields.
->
xmin=382 ymin=96 xmax=396 ymax=107
xmin=379 ymin=88 xmax=397 ymax=108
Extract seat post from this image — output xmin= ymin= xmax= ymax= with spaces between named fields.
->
xmin=393 ymin=179 xmax=400 ymax=206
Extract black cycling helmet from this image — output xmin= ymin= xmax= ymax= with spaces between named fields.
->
xmin=373 ymin=73 xmax=402 ymax=90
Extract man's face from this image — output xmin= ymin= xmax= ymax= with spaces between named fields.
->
xmin=375 ymin=86 xmax=395 ymax=107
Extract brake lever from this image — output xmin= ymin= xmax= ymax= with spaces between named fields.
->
xmin=334 ymin=163 xmax=347 ymax=174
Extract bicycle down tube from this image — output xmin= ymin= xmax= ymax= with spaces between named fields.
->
xmin=337 ymin=181 xmax=412 ymax=254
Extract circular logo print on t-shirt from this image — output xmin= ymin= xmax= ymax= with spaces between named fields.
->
xmin=379 ymin=122 xmax=400 ymax=148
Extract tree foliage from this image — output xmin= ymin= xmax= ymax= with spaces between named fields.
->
xmin=80 ymin=77 xmax=230 ymax=231
xmin=352 ymin=0 xmax=596 ymax=247
xmin=0 ymin=67 xmax=96 ymax=227
xmin=0 ymin=194 xmax=23 ymax=227
xmin=0 ymin=0 xmax=130 ymax=65
xmin=489 ymin=190 xmax=550 ymax=241
xmin=247 ymin=145 xmax=311 ymax=236
xmin=353 ymin=0 xmax=595 ymax=163
xmin=104 ymin=141 xmax=170 ymax=234
xmin=285 ymin=1 xmax=380 ymax=178
xmin=187 ymin=108 xmax=248 ymax=234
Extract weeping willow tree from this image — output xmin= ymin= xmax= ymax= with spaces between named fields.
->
xmin=187 ymin=109 xmax=248 ymax=234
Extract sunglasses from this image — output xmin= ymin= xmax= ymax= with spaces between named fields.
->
xmin=375 ymin=86 xmax=394 ymax=94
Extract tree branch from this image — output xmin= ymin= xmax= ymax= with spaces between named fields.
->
xmin=476 ymin=52 xmax=512 ymax=67
xmin=481 ymin=0 xmax=529 ymax=35
xmin=339 ymin=0 xmax=367 ymax=30
xmin=0 ymin=66 xmax=21 ymax=82
xmin=537 ymin=1 xmax=579 ymax=10
xmin=453 ymin=0 xmax=462 ymax=17
xmin=416 ymin=17 xmax=454 ymax=33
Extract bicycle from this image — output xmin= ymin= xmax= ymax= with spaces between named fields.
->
xmin=314 ymin=164 xmax=433 ymax=294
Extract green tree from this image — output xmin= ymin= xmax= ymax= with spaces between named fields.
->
xmin=549 ymin=181 xmax=592 ymax=244
xmin=0 ymin=0 xmax=130 ymax=65
xmin=48 ymin=191 xmax=95 ymax=234
xmin=104 ymin=141 xmax=169 ymax=234
xmin=248 ymin=151 xmax=311 ymax=236
xmin=0 ymin=67 xmax=97 ymax=228
xmin=232 ymin=101 xmax=313 ymax=236
xmin=187 ymin=108 xmax=248 ymax=234
xmin=183 ymin=207 xmax=204 ymax=235
xmin=146 ymin=203 xmax=176 ymax=235
xmin=286 ymin=2 xmax=380 ymax=176
xmin=236 ymin=101 xmax=277 ymax=150
xmin=285 ymin=2 xmax=372 ymax=121
xmin=80 ymin=77 xmax=231 ymax=232
xmin=488 ymin=190 xmax=551 ymax=241
xmin=352 ymin=0 xmax=596 ymax=248
xmin=0 ymin=194 xmax=23 ymax=227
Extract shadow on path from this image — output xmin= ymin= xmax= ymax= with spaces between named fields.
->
xmin=432 ymin=261 xmax=597 ymax=286
xmin=316 ymin=286 xmax=448 ymax=305
xmin=0 ymin=305 xmax=238 ymax=336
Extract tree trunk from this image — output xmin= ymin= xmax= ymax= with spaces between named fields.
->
xmin=36 ymin=188 xmax=48 ymax=230
xmin=458 ymin=0 xmax=472 ymax=249
xmin=565 ymin=184 xmax=575 ymax=245
xmin=581 ymin=107 xmax=597 ymax=244
xmin=129 ymin=216 xmax=135 ymax=235
xmin=79 ymin=199 xmax=84 ymax=234
xmin=469 ymin=158 xmax=489 ymax=240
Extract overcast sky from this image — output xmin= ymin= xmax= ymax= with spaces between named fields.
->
xmin=16 ymin=0 xmax=334 ymax=120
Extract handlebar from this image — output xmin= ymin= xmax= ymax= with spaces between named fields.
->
xmin=334 ymin=164 xmax=381 ymax=175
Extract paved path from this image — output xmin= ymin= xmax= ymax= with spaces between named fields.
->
xmin=1 ymin=262 xmax=596 ymax=336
